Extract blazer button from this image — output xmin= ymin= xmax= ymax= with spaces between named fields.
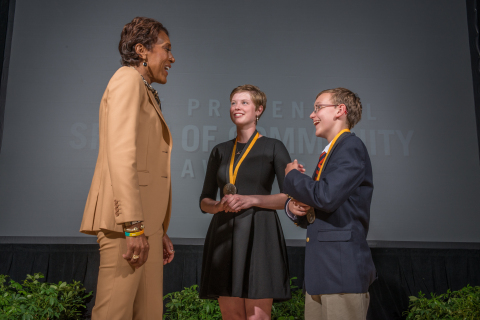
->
xmin=306 ymin=237 xmax=310 ymax=242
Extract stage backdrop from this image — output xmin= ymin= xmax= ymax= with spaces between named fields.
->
xmin=0 ymin=0 xmax=479 ymax=243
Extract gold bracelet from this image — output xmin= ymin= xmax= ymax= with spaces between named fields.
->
xmin=124 ymin=220 xmax=143 ymax=227
xmin=124 ymin=224 xmax=145 ymax=233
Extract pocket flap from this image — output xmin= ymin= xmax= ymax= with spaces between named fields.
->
xmin=317 ymin=230 xmax=352 ymax=242
xmin=138 ymin=171 xmax=151 ymax=186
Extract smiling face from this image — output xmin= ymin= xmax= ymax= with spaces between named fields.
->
xmin=310 ymin=93 xmax=343 ymax=141
xmin=230 ymin=91 xmax=263 ymax=128
xmin=145 ymin=31 xmax=175 ymax=84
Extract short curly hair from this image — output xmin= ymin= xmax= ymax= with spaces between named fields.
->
xmin=316 ymin=87 xmax=362 ymax=129
xmin=229 ymin=84 xmax=267 ymax=120
xmin=118 ymin=17 xmax=169 ymax=66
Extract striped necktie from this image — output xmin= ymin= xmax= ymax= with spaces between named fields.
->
xmin=314 ymin=151 xmax=327 ymax=180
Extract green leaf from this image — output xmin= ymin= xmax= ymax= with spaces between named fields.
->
xmin=0 ymin=272 xmax=93 ymax=319
xmin=403 ymin=285 xmax=480 ymax=319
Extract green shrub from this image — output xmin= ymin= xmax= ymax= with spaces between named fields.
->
xmin=163 ymin=284 xmax=222 ymax=320
xmin=163 ymin=278 xmax=305 ymax=320
xmin=404 ymin=284 xmax=480 ymax=320
xmin=271 ymin=278 xmax=304 ymax=320
xmin=0 ymin=273 xmax=92 ymax=320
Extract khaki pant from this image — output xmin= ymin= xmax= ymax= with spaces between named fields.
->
xmin=92 ymin=230 xmax=164 ymax=320
xmin=305 ymin=292 xmax=370 ymax=320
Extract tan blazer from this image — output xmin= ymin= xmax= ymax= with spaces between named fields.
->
xmin=80 ymin=66 xmax=172 ymax=237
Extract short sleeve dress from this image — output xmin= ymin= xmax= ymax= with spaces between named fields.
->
xmin=199 ymin=136 xmax=291 ymax=301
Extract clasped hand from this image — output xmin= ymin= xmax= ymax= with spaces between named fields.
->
xmin=284 ymin=159 xmax=310 ymax=216
xmin=215 ymin=194 xmax=255 ymax=213
xmin=288 ymin=199 xmax=311 ymax=216
xmin=285 ymin=159 xmax=306 ymax=176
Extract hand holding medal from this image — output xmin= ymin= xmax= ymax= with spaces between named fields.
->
xmin=285 ymin=160 xmax=311 ymax=219
xmin=287 ymin=197 xmax=312 ymax=218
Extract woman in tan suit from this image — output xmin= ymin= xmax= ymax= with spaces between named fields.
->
xmin=80 ymin=17 xmax=175 ymax=319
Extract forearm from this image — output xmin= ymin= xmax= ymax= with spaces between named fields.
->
xmin=249 ymin=193 xmax=288 ymax=210
xmin=106 ymin=72 xmax=144 ymax=223
xmin=200 ymin=198 xmax=222 ymax=214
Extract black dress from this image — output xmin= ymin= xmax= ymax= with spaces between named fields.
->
xmin=199 ymin=136 xmax=291 ymax=301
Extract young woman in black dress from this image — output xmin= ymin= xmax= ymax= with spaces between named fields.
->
xmin=200 ymin=85 xmax=303 ymax=319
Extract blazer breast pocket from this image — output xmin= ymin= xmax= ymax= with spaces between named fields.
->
xmin=317 ymin=230 xmax=352 ymax=242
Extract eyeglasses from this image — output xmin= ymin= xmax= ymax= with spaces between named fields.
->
xmin=313 ymin=104 xmax=339 ymax=113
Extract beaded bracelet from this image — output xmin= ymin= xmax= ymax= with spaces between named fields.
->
xmin=125 ymin=229 xmax=145 ymax=237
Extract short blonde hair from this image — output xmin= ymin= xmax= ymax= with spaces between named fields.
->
xmin=316 ymin=87 xmax=362 ymax=129
xmin=230 ymin=84 xmax=267 ymax=120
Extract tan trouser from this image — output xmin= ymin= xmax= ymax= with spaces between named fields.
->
xmin=305 ymin=292 xmax=370 ymax=320
xmin=91 ymin=230 xmax=164 ymax=320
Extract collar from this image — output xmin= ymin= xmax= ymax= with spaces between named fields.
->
xmin=130 ymin=66 xmax=161 ymax=106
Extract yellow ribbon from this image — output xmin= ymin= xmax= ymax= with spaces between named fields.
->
xmin=315 ymin=129 xmax=350 ymax=181
xmin=229 ymin=132 xmax=260 ymax=185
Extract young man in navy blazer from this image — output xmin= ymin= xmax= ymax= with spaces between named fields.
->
xmin=284 ymin=88 xmax=376 ymax=320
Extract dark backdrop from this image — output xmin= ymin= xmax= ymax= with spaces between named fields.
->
xmin=0 ymin=0 xmax=15 ymax=153
xmin=467 ymin=0 xmax=480 ymax=160
xmin=1 ymin=1 xmax=480 ymax=319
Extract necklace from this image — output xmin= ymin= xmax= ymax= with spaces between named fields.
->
xmin=236 ymin=143 xmax=246 ymax=155
xmin=130 ymin=66 xmax=161 ymax=107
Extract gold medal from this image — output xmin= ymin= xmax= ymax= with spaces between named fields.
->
xmin=306 ymin=207 xmax=315 ymax=224
xmin=223 ymin=183 xmax=237 ymax=195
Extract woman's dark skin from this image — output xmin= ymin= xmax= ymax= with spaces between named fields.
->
xmin=122 ymin=30 xmax=176 ymax=269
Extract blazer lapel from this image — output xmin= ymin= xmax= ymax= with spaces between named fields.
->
xmin=313 ymin=132 xmax=351 ymax=180
xmin=146 ymin=89 xmax=172 ymax=146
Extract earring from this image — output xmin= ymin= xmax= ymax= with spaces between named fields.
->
xmin=256 ymin=116 xmax=259 ymax=122
xmin=143 ymin=61 xmax=147 ymax=67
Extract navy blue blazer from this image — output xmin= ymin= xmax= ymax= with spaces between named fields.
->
xmin=284 ymin=133 xmax=376 ymax=295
